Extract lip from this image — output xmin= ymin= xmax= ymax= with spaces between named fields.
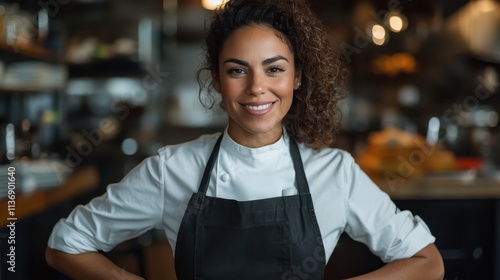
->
xmin=240 ymin=101 xmax=277 ymax=116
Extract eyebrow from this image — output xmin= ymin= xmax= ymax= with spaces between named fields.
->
xmin=223 ymin=55 xmax=289 ymax=66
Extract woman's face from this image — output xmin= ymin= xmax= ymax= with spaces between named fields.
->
xmin=214 ymin=24 xmax=300 ymax=147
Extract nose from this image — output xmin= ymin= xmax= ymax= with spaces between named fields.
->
xmin=246 ymin=72 xmax=266 ymax=95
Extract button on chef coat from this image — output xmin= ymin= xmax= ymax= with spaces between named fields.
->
xmin=48 ymin=129 xmax=435 ymax=263
xmin=220 ymin=173 xmax=230 ymax=182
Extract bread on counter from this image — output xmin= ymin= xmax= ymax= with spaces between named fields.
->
xmin=357 ymin=126 xmax=455 ymax=178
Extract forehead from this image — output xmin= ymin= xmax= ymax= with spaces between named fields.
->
xmin=219 ymin=25 xmax=294 ymax=60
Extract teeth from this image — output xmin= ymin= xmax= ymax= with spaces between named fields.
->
xmin=245 ymin=103 xmax=272 ymax=111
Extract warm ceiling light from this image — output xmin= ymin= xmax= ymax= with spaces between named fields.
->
xmin=372 ymin=24 xmax=387 ymax=45
xmin=372 ymin=24 xmax=386 ymax=40
xmin=389 ymin=16 xmax=404 ymax=32
xmin=202 ymin=0 xmax=227 ymax=10
xmin=476 ymin=0 xmax=497 ymax=13
xmin=385 ymin=11 xmax=408 ymax=33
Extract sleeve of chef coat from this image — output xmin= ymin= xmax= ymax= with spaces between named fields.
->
xmin=47 ymin=155 xmax=164 ymax=254
xmin=343 ymin=157 xmax=435 ymax=263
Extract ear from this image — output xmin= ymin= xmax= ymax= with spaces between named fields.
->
xmin=294 ymin=69 xmax=302 ymax=90
xmin=212 ymin=71 xmax=221 ymax=93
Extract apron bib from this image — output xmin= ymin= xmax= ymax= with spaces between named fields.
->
xmin=175 ymin=135 xmax=326 ymax=280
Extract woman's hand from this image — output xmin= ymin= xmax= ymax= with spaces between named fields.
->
xmin=346 ymin=243 xmax=444 ymax=280
xmin=46 ymin=247 xmax=145 ymax=280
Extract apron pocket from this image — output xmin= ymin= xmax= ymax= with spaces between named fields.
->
xmin=196 ymin=221 xmax=291 ymax=280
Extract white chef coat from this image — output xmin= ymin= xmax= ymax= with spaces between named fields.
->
xmin=48 ymin=129 xmax=435 ymax=263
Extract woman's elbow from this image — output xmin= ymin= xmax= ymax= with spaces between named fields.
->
xmin=435 ymin=255 xmax=445 ymax=280
xmin=45 ymin=246 xmax=66 ymax=270
xmin=433 ymin=256 xmax=445 ymax=280
xmin=418 ymin=243 xmax=445 ymax=280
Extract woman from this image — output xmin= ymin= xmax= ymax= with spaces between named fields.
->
xmin=46 ymin=0 xmax=445 ymax=279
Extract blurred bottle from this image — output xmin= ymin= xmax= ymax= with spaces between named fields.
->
xmin=0 ymin=122 xmax=6 ymax=164
xmin=3 ymin=4 xmax=20 ymax=46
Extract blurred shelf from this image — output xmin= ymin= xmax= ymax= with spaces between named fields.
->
xmin=0 ymin=87 xmax=61 ymax=94
xmin=0 ymin=43 xmax=55 ymax=62
xmin=67 ymin=58 xmax=144 ymax=78
xmin=0 ymin=166 xmax=99 ymax=228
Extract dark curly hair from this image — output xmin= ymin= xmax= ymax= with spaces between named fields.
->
xmin=197 ymin=0 xmax=348 ymax=149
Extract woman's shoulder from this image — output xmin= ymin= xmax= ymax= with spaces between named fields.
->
xmin=297 ymin=143 xmax=358 ymax=179
xmin=157 ymin=132 xmax=222 ymax=159
xmin=298 ymin=143 xmax=355 ymax=165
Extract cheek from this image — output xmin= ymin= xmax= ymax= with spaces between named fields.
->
xmin=275 ymin=81 xmax=295 ymax=99
xmin=220 ymin=83 xmax=240 ymax=102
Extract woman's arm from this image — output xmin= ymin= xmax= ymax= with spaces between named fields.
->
xmin=46 ymin=247 xmax=144 ymax=280
xmin=347 ymin=243 xmax=444 ymax=280
xmin=46 ymin=156 xmax=165 ymax=279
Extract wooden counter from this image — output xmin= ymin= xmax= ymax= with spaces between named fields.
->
xmin=0 ymin=167 xmax=99 ymax=227
xmin=375 ymin=177 xmax=500 ymax=200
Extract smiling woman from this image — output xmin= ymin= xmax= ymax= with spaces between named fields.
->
xmin=46 ymin=0 xmax=444 ymax=279
xmin=199 ymin=0 xmax=349 ymax=150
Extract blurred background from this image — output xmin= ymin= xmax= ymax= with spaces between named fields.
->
xmin=0 ymin=0 xmax=499 ymax=279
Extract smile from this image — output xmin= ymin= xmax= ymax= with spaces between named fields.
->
xmin=245 ymin=103 xmax=273 ymax=111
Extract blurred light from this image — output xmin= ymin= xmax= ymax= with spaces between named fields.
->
xmin=371 ymin=24 xmax=386 ymax=45
xmin=105 ymin=78 xmax=147 ymax=105
xmin=487 ymin=111 xmax=499 ymax=127
xmin=21 ymin=119 xmax=31 ymax=133
xmin=6 ymin=123 xmax=15 ymax=160
xmin=477 ymin=0 xmax=497 ymax=13
xmin=446 ymin=124 xmax=459 ymax=144
xmin=386 ymin=12 xmax=408 ymax=33
xmin=372 ymin=25 xmax=386 ymax=40
xmin=139 ymin=19 xmax=153 ymax=64
xmin=38 ymin=9 xmax=49 ymax=38
xmin=41 ymin=110 xmax=58 ymax=124
xmin=426 ymin=117 xmax=440 ymax=145
xmin=67 ymin=79 xmax=96 ymax=96
xmin=389 ymin=16 xmax=403 ymax=32
xmin=202 ymin=0 xmax=227 ymax=10
xmin=484 ymin=66 xmax=498 ymax=91
xmin=473 ymin=247 xmax=483 ymax=259
xmin=398 ymin=85 xmax=420 ymax=106
xmin=371 ymin=25 xmax=387 ymax=45
xmin=121 ymin=138 xmax=138 ymax=156
xmin=99 ymin=118 xmax=120 ymax=140
xmin=472 ymin=108 xmax=497 ymax=127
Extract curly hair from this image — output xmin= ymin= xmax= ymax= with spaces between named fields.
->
xmin=197 ymin=0 xmax=348 ymax=149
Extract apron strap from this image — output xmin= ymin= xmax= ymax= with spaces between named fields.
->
xmin=198 ymin=134 xmax=223 ymax=194
xmin=288 ymin=137 xmax=312 ymax=195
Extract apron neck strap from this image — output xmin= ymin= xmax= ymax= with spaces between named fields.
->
xmin=198 ymin=134 xmax=223 ymax=194
xmin=288 ymin=137 xmax=311 ymax=194
xmin=197 ymin=133 xmax=311 ymax=195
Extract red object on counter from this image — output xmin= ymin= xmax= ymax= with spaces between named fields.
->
xmin=455 ymin=157 xmax=483 ymax=171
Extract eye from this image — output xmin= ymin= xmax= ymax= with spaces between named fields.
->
xmin=227 ymin=68 xmax=246 ymax=75
xmin=268 ymin=66 xmax=285 ymax=74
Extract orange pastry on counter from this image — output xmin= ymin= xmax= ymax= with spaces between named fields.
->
xmin=358 ymin=126 xmax=455 ymax=179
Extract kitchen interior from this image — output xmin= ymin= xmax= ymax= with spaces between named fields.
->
xmin=0 ymin=0 xmax=499 ymax=279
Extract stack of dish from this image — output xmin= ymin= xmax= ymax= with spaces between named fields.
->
xmin=0 ymin=160 xmax=73 ymax=198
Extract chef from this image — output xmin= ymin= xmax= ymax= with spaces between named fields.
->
xmin=46 ymin=0 xmax=444 ymax=279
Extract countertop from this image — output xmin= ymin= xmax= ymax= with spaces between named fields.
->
xmin=376 ymin=177 xmax=500 ymax=200
xmin=0 ymin=167 xmax=99 ymax=227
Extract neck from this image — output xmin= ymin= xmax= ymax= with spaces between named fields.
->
xmin=227 ymin=124 xmax=283 ymax=148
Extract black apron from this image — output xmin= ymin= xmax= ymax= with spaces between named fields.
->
xmin=174 ymin=134 xmax=326 ymax=280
